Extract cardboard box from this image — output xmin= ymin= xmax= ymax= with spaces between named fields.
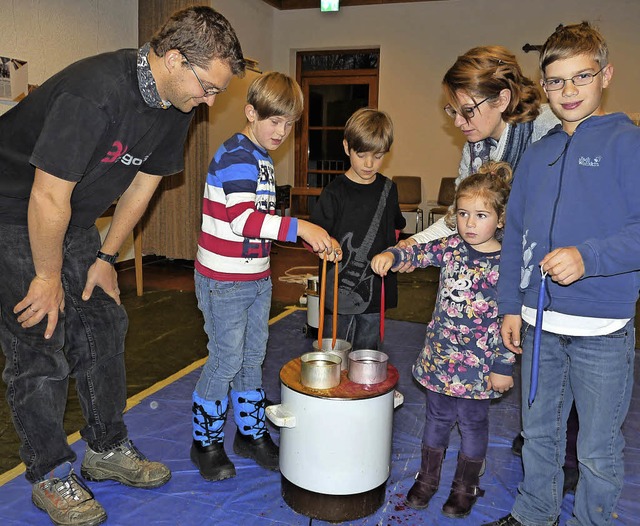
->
xmin=0 ymin=56 xmax=28 ymax=101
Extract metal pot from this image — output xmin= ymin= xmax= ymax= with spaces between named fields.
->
xmin=299 ymin=351 xmax=341 ymax=389
xmin=306 ymin=275 xmax=319 ymax=293
xmin=348 ymin=350 xmax=388 ymax=384
xmin=266 ymin=384 xmax=403 ymax=496
xmin=305 ymin=289 xmax=319 ymax=333
xmin=267 ymin=358 xmax=402 ymax=499
xmin=311 ymin=337 xmax=352 ymax=371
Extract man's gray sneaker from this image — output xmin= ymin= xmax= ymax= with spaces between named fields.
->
xmin=81 ymin=439 xmax=171 ymax=489
xmin=32 ymin=462 xmax=107 ymax=526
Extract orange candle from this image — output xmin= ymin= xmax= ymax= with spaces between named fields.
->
xmin=332 ymin=260 xmax=339 ymax=348
xmin=317 ymin=257 xmax=327 ymax=350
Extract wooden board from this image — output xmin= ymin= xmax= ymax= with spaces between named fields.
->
xmin=280 ymin=357 xmax=398 ymax=399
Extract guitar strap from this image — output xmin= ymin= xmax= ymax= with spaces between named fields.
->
xmin=361 ymin=178 xmax=392 ymax=255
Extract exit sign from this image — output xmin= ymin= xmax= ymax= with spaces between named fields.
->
xmin=321 ymin=0 xmax=339 ymax=12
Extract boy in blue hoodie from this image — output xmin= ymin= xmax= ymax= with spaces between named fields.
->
xmin=484 ymin=23 xmax=640 ymax=526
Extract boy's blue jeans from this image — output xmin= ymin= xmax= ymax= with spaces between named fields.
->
xmin=194 ymin=271 xmax=271 ymax=401
xmin=0 ymin=224 xmax=129 ymax=483
xmin=512 ymin=320 xmax=635 ymax=526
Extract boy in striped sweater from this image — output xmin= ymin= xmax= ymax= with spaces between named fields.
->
xmin=190 ymin=72 xmax=340 ymax=481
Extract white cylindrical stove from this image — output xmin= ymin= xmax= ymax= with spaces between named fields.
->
xmin=266 ymin=357 xmax=403 ymax=522
xmin=305 ymin=289 xmax=319 ymax=335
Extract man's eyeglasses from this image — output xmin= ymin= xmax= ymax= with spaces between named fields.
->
xmin=541 ymin=66 xmax=605 ymax=92
xmin=444 ymin=96 xmax=491 ymax=120
xmin=181 ymin=53 xmax=225 ymax=97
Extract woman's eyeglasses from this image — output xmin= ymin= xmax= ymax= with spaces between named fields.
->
xmin=444 ymin=96 xmax=491 ymax=120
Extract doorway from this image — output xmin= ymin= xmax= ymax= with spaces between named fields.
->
xmin=292 ymin=49 xmax=379 ymax=217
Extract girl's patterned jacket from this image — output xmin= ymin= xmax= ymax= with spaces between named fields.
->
xmin=385 ymin=234 xmax=514 ymax=399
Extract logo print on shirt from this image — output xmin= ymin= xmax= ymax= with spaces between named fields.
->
xmin=102 ymin=141 xmax=149 ymax=166
xmin=520 ymin=229 xmax=537 ymax=289
xmin=242 ymin=238 xmax=269 ymax=260
xmin=255 ymin=160 xmax=274 ymax=212
xmin=578 ymin=156 xmax=602 ymax=167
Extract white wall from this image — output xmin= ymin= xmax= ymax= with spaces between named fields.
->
xmin=201 ymin=0 xmax=276 ymax=164
xmin=0 ymin=0 xmax=138 ymax=260
xmin=267 ymin=0 xmax=640 ymax=204
xmin=0 ymin=0 xmax=137 ymax=84
xmin=2 ymin=0 xmax=640 ymax=249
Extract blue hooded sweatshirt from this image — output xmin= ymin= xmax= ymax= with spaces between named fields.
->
xmin=498 ymin=113 xmax=640 ymax=320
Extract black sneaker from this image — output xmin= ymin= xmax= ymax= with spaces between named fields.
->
xmin=482 ymin=514 xmax=558 ymax=526
xmin=81 ymin=439 xmax=171 ymax=489
xmin=482 ymin=515 xmax=524 ymax=526
xmin=32 ymin=463 xmax=107 ymax=526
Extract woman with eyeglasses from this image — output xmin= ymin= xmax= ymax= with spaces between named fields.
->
xmin=401 ymin=45 xmax=558 ymax=245
xmin=398 ymin=46 xmax=581 ymax=511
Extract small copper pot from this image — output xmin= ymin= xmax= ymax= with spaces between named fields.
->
xmin=348 ymin=350 xmax=388 ymax=385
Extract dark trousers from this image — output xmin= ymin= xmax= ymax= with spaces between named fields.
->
xmin=0 ymin=224 xmax=129 ymax=482
xmin=423 ymin=389 xmax=490 ymax=459
xmin=565 ymin=403 xmax=579 ymax=469
xmin=325 ymin=312 xmax=381 ymax=351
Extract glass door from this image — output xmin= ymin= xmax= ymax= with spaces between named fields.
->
xmin=303 ymin=78 xmax=376 ymax=190
xmin=293 ymin=51 xmax=379 ymax=217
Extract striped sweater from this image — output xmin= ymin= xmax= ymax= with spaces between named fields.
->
xmin=195 ymin=133 xmax=298 ymax=281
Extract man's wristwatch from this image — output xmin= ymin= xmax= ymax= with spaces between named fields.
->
xmin=96 ymin=250 xmax=119 ymax=265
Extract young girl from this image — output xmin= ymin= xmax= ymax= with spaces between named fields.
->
xmin=371 ymin=161 xmax=515 ymax=518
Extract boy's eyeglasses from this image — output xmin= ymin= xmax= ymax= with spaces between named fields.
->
xmin=542 ymin=66 xmax=605 ymax=91
xmin=444 ymin=96 xmax=491 ymax=120
xmin=181 ymin=53 xmax=225 ymax=97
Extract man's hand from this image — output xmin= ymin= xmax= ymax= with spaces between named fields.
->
xmin=540 ymin=247 xmax=584 ymax=286
xmin=82 ymin=259 xmax=121 ymax=305
xmin=395 ymin=237 xmax=415 ymax=249
xmin=487 ymin=372 xmax=514 ymax=394
xmin=14 ymin=275 xmax=65 ymax=339
xmin=501 ymin=314 xmax=523 ymax=355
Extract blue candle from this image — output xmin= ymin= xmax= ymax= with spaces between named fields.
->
xmin=529 ymin=272 xmax=547 ymax=407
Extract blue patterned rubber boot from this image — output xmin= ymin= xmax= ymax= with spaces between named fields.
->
xmin=190 ymin=392 xmax=235 ymax=481
xmin=230 ymin=388 xmax=279 ymax=471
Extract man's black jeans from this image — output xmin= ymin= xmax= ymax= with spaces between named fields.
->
xmin=0 ymin=223 xmax=129 ymax=482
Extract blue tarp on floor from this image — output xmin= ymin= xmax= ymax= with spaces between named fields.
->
xmin=0 ymin=309 xmax=638 ymax=525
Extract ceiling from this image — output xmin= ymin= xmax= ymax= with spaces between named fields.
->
xmin=260 ymin=0 xmax=443 ymax=10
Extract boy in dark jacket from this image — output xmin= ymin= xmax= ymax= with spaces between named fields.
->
xmin=484 ymin=22 xmax=640 ymax=526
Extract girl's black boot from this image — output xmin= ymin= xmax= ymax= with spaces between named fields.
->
xmin=441 ymin=452 xmax=485 ymax=518
xmin=405 ymin=446 xmax=445 ymax=510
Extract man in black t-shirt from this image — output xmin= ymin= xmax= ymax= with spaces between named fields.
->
xmin=0 ymin=6 xmax=244 ymax=526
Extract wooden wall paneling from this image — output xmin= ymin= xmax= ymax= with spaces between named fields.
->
xmin=138 ymin=0 xmax=208 ymax=260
